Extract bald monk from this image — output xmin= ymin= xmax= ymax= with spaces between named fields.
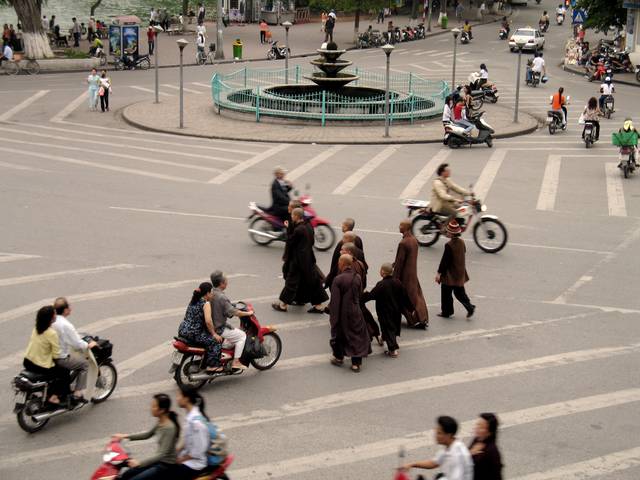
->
xmin=393 ymin=219 xmax=428 ymax=329
xmin=325 ymin=225 xmax=366 ymax=289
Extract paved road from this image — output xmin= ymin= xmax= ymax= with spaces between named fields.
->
xmin=1 ymin=1 xmax=639 ymax=479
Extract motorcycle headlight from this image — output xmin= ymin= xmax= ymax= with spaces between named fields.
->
xmin=481 ymin=204 xmax=487 ymax=212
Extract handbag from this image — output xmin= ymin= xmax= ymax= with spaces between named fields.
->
xmin=578 ymin=112 xmax=585 ymax=125
xmin=98 ymin=86 xmax=105 ymax=97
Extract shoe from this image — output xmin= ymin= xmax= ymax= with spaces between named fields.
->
xmin=271 ymin=302 xmax=287 ymax=312
xmin=330 ymin=356 xmax=344 ymax=367
xmin=466 ymin=305 xmax=476 ymax=318
xmin=307 ymin=307 xmax=325 ymax=314
xmin=412 ymin=322 xmax=428 ymax=330
xmin=436 ymin=312 xmax=451 ymax=318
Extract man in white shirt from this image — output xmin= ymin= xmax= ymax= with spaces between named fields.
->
xmin=1 ymin=43 xmax=13 ymax=66
xmin=53 ymin=297 xmax=96 ymax=402
xmin=527 ymin=52 xmax=546 ymax=83
xmin=402 ymin=416 xmax=473 ymax=480
xmin=599 ymin=77 xmax=615 ymax=110
xmin=42 ymin=15 xmax=49 ymax=31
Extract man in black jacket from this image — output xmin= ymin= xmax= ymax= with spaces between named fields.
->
xmin=268 ymin=167 xmax=293 ymax=224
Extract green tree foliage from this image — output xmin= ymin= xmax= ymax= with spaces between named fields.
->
xmin=575 ymin=0 xmax=627 ymax=32
xmin=306 ymin=0 xmax=387 ymax=13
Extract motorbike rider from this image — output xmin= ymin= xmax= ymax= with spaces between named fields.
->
xmin=453 ymin=97 xmax=474 ymax=136
xmin=209 ymin=270 xmax=254 ymax=370
xmin=430 ymin=163 xmax=472 ymax=222
xmin=462 ymin=20 xmax=473 ymax=40
xmin=268 ymin=166 xmax=293 ymax=225
xmin=551 ymin=86 xmax=568 ymax=129
xmin=539 ymin=11 xmax=550 ymax=30
xmin=582 ymin=97 xmax=601 ymax=142
xmin=89 ymin=36 xmax=103 ymax=56
xmin=442 ymin=95 xmax=454 ymax=126
xmin=52 ymin=297 xmax=97 ymax=404
xmin=501 ymin=16 xmax=510 ymax=36
xmin=556 ymin=4 xmax=566 ymax=20
xmin=614 ymin=119 xmax=640 ymax=167
xmin=527 ymin=51 xmax=546 ymax=83
xmin=599 ymin=76 xmax=615 ymax=111
xmin=478 ymin=63 xmax=491 ymax=88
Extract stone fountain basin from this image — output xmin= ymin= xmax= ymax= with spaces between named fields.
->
xmin=316 ymin=48 xmax=347 ymax=63
xmin=310 ymin=59 xmax=352 ymax=76
xmin=304 ymin=72 xmax=360 ymax=89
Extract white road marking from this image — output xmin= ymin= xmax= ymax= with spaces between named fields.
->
xmin=398 ymin=149 xmax=450 ymax=199
xmin=130 ymin=85 xmax=174 ymax=97
xmin=509 ymin=244 xmax=611 ymax=255
xmin=473 ymin=149 xmax=506 ymax=200
xmin=397 ymin=50 xmax=410 ymax=55
xmin=0 ymin=252 xmax=40 ymax=263
xmin=230 ymin=388 xmax=640 ymax=480
xmin=333 ymin=146 xmax=398 ymax=195
xmin=208 ymin=144 xmax=291 ymax=184
xmin=512 ymin=447 xmax=640 ymax=480
xmin=50 ymin=91 xmax=88 ymax=123
xmin=110 ymin=206 xmax=245 ymax=221
xmin=0 ymin=146 xmax=198 ymax=184
xmin=0 ymin=160 xmax=49 ymax=172
xmin=162 ymin=83 xmax=203 ymax=95
xmin=536 ymin=154 xmax=561 ymax=211
xmin=605 ymin=162 xmax=627 ymax=217
xmin=433 ymin=60 xmax=449 ymax=68
xmin=428 ymin=50 xmax=451 ymax=56
xmin=0 ymin=264 xmax=139 ymax=288
xmin=191 ymin=82 xmax=212 ymax=89
xmin=412 ymin=49 xmax=440 ymax=56
xmin=286 ymin=145 xmax=345 ymax=181
xmin=554 ymin=276 xmax=594 ymax=305
xmin=0 ymin=90 xmax=49 ymax=122
xmin=408 ymin=63 xmax=433 ymax=73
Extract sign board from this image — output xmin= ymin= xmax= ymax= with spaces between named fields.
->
xmin=572 ymin=9 xmax=587 ymax=25
xmin=108 ymin=25 xmax=121 ymax=57
xmin=623 ymin=0 xmax=640 ymax=8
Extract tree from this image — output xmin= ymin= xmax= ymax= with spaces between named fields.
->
xmin=576 ymin=0 xmax=626 ymax=33
xmin=90 ymin=0 xmax=102 ymax=16
xmin=0 ymin=0 xmax=54 ymax=58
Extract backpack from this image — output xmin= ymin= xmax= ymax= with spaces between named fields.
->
xmin=195 ymin=415 xmax=228 ymax=466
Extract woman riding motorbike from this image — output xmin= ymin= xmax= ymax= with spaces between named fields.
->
xmin=582 ymin=97 xmax=601 ymax=142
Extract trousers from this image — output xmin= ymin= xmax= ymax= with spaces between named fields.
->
xmin=330 ymin=337 xmax=362 ymax=366
xmin=23 ymin=358 xmax=70 ymax=398
xmin=222 ymin=327 xmax=246 ymax=359
xmin=118 ymin=463 xmax=170 ymax=480
xmin=440 ymin=284 xmax=474 ymax=316
xmin=100 ymin=89 xmax=110 ymax=112
xmin=55 ymin=353 xmax=88 ymax=390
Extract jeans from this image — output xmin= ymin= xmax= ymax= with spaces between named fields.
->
xmin=455 ymin=119 xmax=474 ymax=134
xmin=148 ymin=40 xmax=154 ymax=55
xmin=100 ymin=89 xmax=109 ymax=112
xmin=119 ymin=463 xmax=170 ymax=480
xmin=221 ymin=327 xmax=246 ymax=359
xmin=260 ymin=31 xmax=266 ymax=43
xmin=88 ymin=88 xmax=99 ymax=110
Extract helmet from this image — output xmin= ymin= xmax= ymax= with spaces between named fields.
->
xmin=624 ymin=119 xmax=634 ymax=131
xmin=605 ymin=76 xmax=611 ymax=83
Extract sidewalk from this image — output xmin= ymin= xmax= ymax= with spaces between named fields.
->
xmin=562 ymin=62 xmax=639 ymax=88
xmin=122 ymin=95 xmax=538 ymax=144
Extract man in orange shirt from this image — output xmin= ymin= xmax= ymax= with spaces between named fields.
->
xmin=551 ymin=86 xmax=567 ymax=129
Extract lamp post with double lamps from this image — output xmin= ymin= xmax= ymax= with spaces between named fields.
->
xmin=153 ymin=25 xmax=163 ymax=104
xmin=451 ymin=28 xmax=460 ymax=91
xmin=176 ymin=39 xmax=188 ymax=129
xmin=382 ymin=43 xmax=394 ymax=138
xmin=282 ymin=21 xmax=292 ymax=84
xmin=215 ymin=0 xmax=225 ymax=59
xmin=514 ymin=39 xmax=526 ymax=123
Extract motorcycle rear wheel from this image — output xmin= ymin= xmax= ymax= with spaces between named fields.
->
xmin=91 ymin=362 xmax=117 ymax=404
xmin=17 ymin=396 xmax=49 ymax=433
xmin=636 ymin=70 xmax=640 ymax=83
xmin=313 ymin=224 xmax=335 ymax=252
xmin=623 ymin=164 xmax=630 ymax=179
xmin=585 ymin=137 xmax=592 ymax=148
xmin=548 ymin=123 xmax=556 ymax=135
xmin=411 ymin=216 xmax=441 ymax=247
xmin=139 ymin=58 xmax=151 ymax=70
xmin=249 ymin=217 xmax=276 ymax=246
xmin=473 ymin=218 xmax=508 ymax=253
xmin=99 ymin=54 xmax=107 ymax=66
xmin=250 ymin=332 xmax=282 ymax=370
xmin=175 ymin=355 xmax=206 ymax=389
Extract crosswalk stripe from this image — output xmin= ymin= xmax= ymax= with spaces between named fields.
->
xmin=413 ymin=49 xmax=439 ymax=56
xmin=287 ymin=145 xmax=345 ymax=181
xmin=536 ymin=155 xmax=561 ymax=211
xmin=473 ymin=149 xmax=506 ymax=200
xmin=191 ymin=82 xmax=211 ymax=89
xmin=333 ymin=146 xmax=398 ymax=195
xmin=229 ymin=388 xmax=640 ymax=480
xmin=433 ymin=60 xmax=448 ymax=68
xmin=399 ymin=149 xmax=449 ymax=199
xmin=0 ymin=264 xmax=139 ymax=288
xmin=162 ymin=83 xmax=203 ymax=95
xmin=0 ymin=252 xmax=40 ymax=263
xmin=208 ymin=144 xmax=291 ymax=184
xmin=50 ymin=91 xmax=88 ymax=123
xmin=0 ymin=90 xmax=49 ymax=122
xmin=130 ymin=85 xmax=174 ymax=97
xmin=512 ymin=446 xmax=640 ymax=480
xmin=605 ymin=162 xmax=627 ymax=217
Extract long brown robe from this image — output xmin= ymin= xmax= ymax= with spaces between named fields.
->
xmin=329 ymin=267 xmax=371 ymax=359
xmin=324 ymin=235 xmax=365 ymax=289
xmin=393 ymin=231 xmax=429 ymax=326
xmin=438 ymin=237 xmax=469 ymax=287
xmin=352 ymin=258 xmax=380 ymax=339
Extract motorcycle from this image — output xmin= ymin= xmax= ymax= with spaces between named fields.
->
xmin=114 ymin=54 xmax=151 ymax=70
xmin=582 ymin=120 xmax=597 ymax=148
xmin=416 ymin=23 xmax=426 ymax=39
xmin=546 ymin=110 xmax=566 ymax=135
xmin=12 ymin=336 xmax=117 ymax=433
xmin=499 ymin=27 xmax=508 ymax=40
xmin=601 ymin=95 xmax=614 ymax=119
xmin=468 ymin=74 xmax=499 ymax=105
xmin=90 ymin=46 xmax=107 ymax=66
xmin=556 ymin=13 xmax=564 ymax=25
xmin=247 ymin=194 xmax=335 ymax=251
xmin=636 ymin=65 xmax=640 ymax=83
xmin=539 ymin=21 xmax=549 ymax=33
xmin=401 ymin=194 xmax=508 ymax=253
xmin=619 ymin=146 xmax=637 ymax=179
xmin=170 ymin=302 xmax=282 ymax=390
xmin=267 ymin=40 xmax=290 ymax=60
xmin=526 ymin=70 xmax=541 ymax=87
xmin=91 ymin=439 xmax=235 ymax=480
xmin=460 ymin=30 xmax=471 ymax=44
xmin=443 ymin=111 xmax=494 ymax=149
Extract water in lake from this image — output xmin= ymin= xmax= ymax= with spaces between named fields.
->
xmin=0 ymin=1 xmax=215 ymax=30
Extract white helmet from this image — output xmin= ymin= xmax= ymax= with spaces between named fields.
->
xmin=605 ymin=76 xmax=611 ymax=83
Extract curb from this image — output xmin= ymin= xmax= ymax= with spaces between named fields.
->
xmin=562 ymin=63 xmax=639 ymax=88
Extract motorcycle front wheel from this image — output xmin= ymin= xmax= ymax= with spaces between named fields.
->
xmin=91 ymin=362 xmax=118 ymax=404
xmin=175 ymin=355 xmax=206 ymax=389
xmin=250 ymin=332 xmax=283 ymax=370
xmin=99 ymin=54 xmax=107 ymax=66
xmin=313 ymin=224 xmax=335 ymax=251
xmin=411 ymin=216 xmax=441 ymax=247
xmin=473 ymin=218 xmax=508 ymax=253
xmin=636 ymin=70 xmax=640 ymax=83
xmin=249 ymin=217 xmax=276 ymax=246
xmin=17 ymin=395 xmax=49 ymax=433
xmin=267 ymin=51 xmax=276 ymax=60
xmin=139 ymin=58 xmax=151 ymax=70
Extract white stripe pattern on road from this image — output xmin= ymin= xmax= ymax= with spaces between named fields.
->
xmin=191 ymin=82 xmax=212 ymax=89
xmin=605 ymin=162 xmax=627 ymax=217
xmin=208 ymin=144 xmax=291 ymax=184
xmin=0 ymin=252 xmax=40 ymax=263
xmin=130 ymin=85 xmax=174 ymax=97
xmin=473 ymin=149 xmax=506 ymax=200
xmin=0 ymin=264 xmax=139 ymax=288
xmin=109 ymin=206 xmax=245 ymax=221
xmin=536 ymin=154 xmax=561 ymax=211
xmin=0 ymin=90 xmax=49 ymax=122
xmin=50 ymin=91 xmax=88 ymax=123
xmin=162 ymin=83 xmax=203 ymax=95
xmin=286 ymin=145 xmax=345 ymax=181
xmin=333 ymin=146 xmax=398 ymax=195
xmin=398 ymin=149 xmax=450 ymax=199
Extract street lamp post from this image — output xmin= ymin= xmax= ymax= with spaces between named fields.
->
xmin=514 ymin=40 xmax=526 ymax=123
xmin=177 ymin=39 xmax=188 ymax=129
xmin=427 ymin=0 xmax=433 ymax=32
xmin=451 ymin=28 xmax=460 ymax=90
xmin=215 ymin=0 xmax=224 ymax=59
xmin=153 ymin=25 xmax=163 ymax=104
xmin=282 ymin=21 xmax=292 ymax=85
xmin=382 ymin=43 xmax=394 ymax=138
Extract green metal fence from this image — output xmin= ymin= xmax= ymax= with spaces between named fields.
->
xmin=211 ymin=66 xmax=449 ymax=125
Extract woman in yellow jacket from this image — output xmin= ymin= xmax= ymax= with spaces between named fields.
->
xmin=24 ymin=306 xmax=71 ymax=406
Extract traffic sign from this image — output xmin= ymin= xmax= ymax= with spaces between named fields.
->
xmin=572 ymin=8 xmax=587 ymax=25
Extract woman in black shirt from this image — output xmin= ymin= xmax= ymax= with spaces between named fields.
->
xmin=469 ymin=412 xmax=503 ymax=480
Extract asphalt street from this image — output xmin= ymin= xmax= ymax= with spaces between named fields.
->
xmin=1 ymin=1 xmax=639 ymax=479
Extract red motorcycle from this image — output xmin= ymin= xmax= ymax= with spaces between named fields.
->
xmin=170 ymin=302 xmax=282 ymax=390
xmin=91 ymin=439 xmax=234 ymax=480
xmin=247 ymin=194 xmax=335 ymax=251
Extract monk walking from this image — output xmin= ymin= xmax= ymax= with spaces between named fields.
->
xmin=325 ymin=218 xmax=364 ymax=289
xmin=393 ymin=219 xmax=429 ymax=329
xmin=329 ymin=254 xmax=371 ymax=372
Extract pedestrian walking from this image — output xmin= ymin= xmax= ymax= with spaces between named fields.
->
xmin=147 ymin=25 xmax=156 ymax=55
xmin=435 ymin=220 xmax=475 ymax=319
xmin=329 ymin=254 xmax=371 ymax=373
xmin=273 ymin=208 xmax=328 ymax=314
xmin=324 ymin=218 xmax=364 ymax=289
xmin=87 ymin=68 xmax=100 ymax=111
xmin=393 ymin=219 xmax=429 ymax=329
xmin=259 ymin=19 xmax=268 ymax=44
xmin=87 ymin=17 xmax=95 ymax=42
xmin=198 ymin=3 xmax=206 ymax=25
xmin=469 ymin=413 xmax=503 ymax=480
xmin=321 ymin=11 xmax=327 ymax=32
xmin=324 ymin=12 xmax=335 ymax=43
xmin=456 ymin=2 xmax=464 ymax=22
xmin=71 ymin=17 xmax=81 ymax=47
xmin=49 ymin=15 xmax=56 ymax=32
xmin=377 ymin=8 xmax=385 ymax=23
xmin=362 ymin=263 xmax=414 ymax=358
xmin=41 ymin=15 xmax=48 ymax=32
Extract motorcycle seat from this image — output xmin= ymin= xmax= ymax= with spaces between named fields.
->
xmin=471 ymin=90 xmax=483 ymax=96
xmin=19 ymin=370 xmax=50 ymax=382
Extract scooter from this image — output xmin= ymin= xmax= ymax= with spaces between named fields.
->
xmin=267 ymin=40 xmax=290 ymax=60
xmin=114 ymin=53 xmax=151 ymax=70
xmin=539 ymin=21 xmax=549 ymax=33
xmin=619 ymin=146 xmax=637 ymax=179
xmin=460 ymin=30 xmax=471 ymax=44
xmin=556 ymin=13 xmax=565 ymax=25
xmin=601 ymin=95 xmax=614 ymax=119
xmin=247 ymin=194 xmax=335 ymax=251
xmin=443 ymin=111 xmax=494 ymax=149
xmin=499 ymin=27 xmax=508 ymax=40
xmin=91 ymin=439 xmax=235 ymax=480
xmin=526 ymin=69 xmax=541 ymax=87
xmin=546 ymin=110 xmax=566 ymax=135
xmin=582 ymin=120 xmax=597 ymax=148
xmin=170 ymin=302 xmax=282 ymax=390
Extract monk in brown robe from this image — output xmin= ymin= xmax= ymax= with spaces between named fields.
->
xmin=393 ymin=219 xmax=429 ymax=329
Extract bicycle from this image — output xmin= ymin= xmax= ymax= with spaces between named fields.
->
xmin=0 ymin=58 xmax=40 ymax=75
xmin=0 ymin=59 xmax=19 ymax=75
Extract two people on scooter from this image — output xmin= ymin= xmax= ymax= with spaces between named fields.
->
xmin=582 ymin=97 xmax=601 ymax=141
xmin=453 ymin=97 xmax=474 ymax=136
xmin=613 ymin=119 xmax=640 ymax=167
xmin=527 ymin=52 xmax=546 ymax=83
xmin=501 ymin=17 xmax=510 ymax=36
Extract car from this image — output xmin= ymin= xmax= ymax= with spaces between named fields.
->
xmin=509 ymin=27 xmax=545 ymax=52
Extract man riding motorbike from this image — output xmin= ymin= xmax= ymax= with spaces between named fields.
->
xmin=430 ymin=163 xmax=472 ymax=222
xmin=599 ymin=76 xmax=615 ymax=111
xmin=267 ymin=167 xmax=293 ymax=225
xmin=462 ymin=20 xmax=473 ymax=40
xmin=501 ymin=16 xmax=510 ymax=37
xmin=556 ymin=4 xmax=566 ymax=21
xmin=614 ymin=119 xmax=640 ymax=167
xmin=539 ymin=11 xmax=550 ymax=31
xmin=527 ymin=52 xmax=546 ymax=83
xmin=89 ymin=37 xmax=103 ymax=56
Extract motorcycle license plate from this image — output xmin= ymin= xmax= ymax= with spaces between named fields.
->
xmin=546 ymin=117 xmax=553 ymax=123
xmin=14 ymin=391 xmax=26 ymax=404
xmin=169 ymin=351 xmax=183 ymax=373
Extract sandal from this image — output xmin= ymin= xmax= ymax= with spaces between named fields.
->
xmin=271 ymin=302 xmax=287 ymax=312
xmin=307 ymin=307 xmax=325 ymax=314
xmin=350 ymin=365 xmax=361 ymax=373
xmin=206 ymin=366 xmax=224 ymax=373
xmin=330 ymin=357 xmax=344 ymax=367
xmin=375 ymin=335 xmax=384 ymax=346
xmin=384 ymin=350 xmax=399 ymax=358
